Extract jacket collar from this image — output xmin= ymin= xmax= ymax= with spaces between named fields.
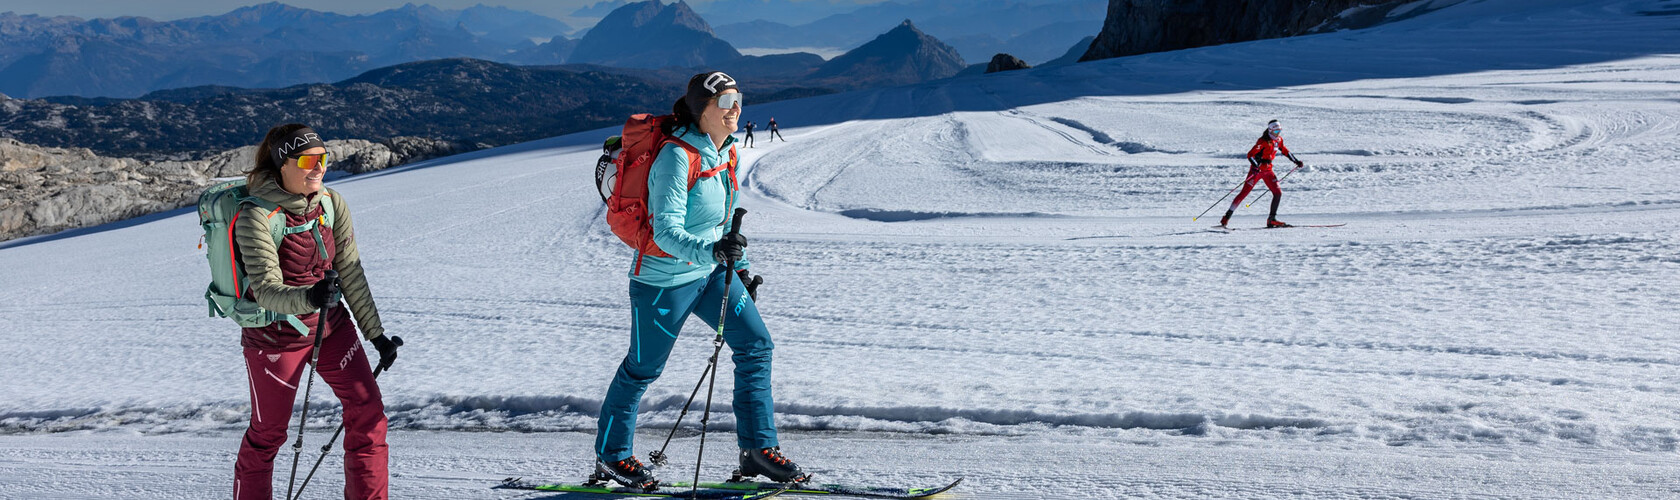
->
xmin=675 ymin=125 xmax=735 ymax=165
xmin=249 ymin=175 xmax=323 ymax=215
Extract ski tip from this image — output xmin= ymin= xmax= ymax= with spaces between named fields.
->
xmin=906 ymin=477 xmax=964 ymax=498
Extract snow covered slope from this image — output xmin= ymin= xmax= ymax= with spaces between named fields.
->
xmin=3 ymin=0 xmax=1678 ymax=498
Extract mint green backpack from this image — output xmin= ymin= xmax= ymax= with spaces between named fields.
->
xmin=198 ymin=179 xmax=335 ymax=333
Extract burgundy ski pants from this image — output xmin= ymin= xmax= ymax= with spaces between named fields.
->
xmin=234 ymin=312 xmax=387 ymax=500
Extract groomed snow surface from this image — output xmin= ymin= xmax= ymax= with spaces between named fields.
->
xmin=4 ymin=0 xmax=1679 ymax=498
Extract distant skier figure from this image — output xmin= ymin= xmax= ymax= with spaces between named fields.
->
xmin=742 ymin=120 xmax=756 ymax=148
xmin=593 ymin=72 xmax=808 ymax=490
xmin=229 ymin=124 xmax=401 ymax=500
xmin=1221 ymin=120 xmax=1304 ymax=228
xmin=767 ymin=117 xmax=785 ymax=142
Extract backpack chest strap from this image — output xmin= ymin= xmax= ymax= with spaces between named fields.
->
xmin=256 ymin=203 xmax=331 ymax=263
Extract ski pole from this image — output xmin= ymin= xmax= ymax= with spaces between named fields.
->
xmin=647 ymin=361 xmax=713 ymax=468
xmin=693 ymin=207 xmax=746 ymax=499
xmin=286 ymin=270 xmax=338 ymax=500
xmin=1193 ymin=177 xmax=1251 ymax=221
xmin=1244 ymin=163 xmax=1305 ymax=208
xmin=289 ymin=336 xmax=403 ymax=500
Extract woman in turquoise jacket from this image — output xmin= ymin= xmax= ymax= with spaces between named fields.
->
xmin=593 ymin=72 xmax=807 ymax=489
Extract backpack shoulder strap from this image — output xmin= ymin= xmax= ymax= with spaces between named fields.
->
xmin=318 ymin=191 xmax=337 ymax=229
xmin=664 ymin=137 xmax=707 ymax=189
xmin=236 ymin=197 xmax=287 ymax=247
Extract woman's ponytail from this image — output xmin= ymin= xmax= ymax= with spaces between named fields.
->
xmin=666 ymin=96 xmax=696 ymax=135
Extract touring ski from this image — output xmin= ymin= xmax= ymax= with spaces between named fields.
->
xmin=1213 ymin=223 xmax=1345 ymax=232
xmin=495 ymin=477 xmax=788 ymax=499
xmin=684 ymin=478 xmax=962 ymax=499
xmin=496 ymin=477 xmax=962 ymax=499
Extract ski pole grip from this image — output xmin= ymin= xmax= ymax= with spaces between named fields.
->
xmin=729 ymin=207 xmax=746 ymax=236
xmin=323 ymin=270 xmax=339 ymax=290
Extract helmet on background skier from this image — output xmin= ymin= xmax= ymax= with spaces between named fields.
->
xmin=1267 ymin=120 xmax=1282 ymax=136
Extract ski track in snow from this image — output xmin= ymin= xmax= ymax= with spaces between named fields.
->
xmin=3 ymin=0 xmax=1680 ymax=498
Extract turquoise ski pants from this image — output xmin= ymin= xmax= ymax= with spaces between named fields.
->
xmin=596 ymin=266 xmax=777 ymax=462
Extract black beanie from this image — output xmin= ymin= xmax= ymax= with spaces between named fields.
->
xmin=271 ymin=126 xmax=326 ymax=165
xmin=684 ymin=71 xmax=737 ymax=118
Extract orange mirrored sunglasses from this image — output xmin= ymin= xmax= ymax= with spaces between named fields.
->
xmin=290 ymin=152 xmax=332 ymax=170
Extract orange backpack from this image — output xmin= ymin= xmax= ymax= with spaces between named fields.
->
xmin=597 ymin=114 xmax=737 ymax=272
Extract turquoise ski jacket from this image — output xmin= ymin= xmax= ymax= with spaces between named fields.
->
xmin=631 ymin=124 xmax=748 ymax=287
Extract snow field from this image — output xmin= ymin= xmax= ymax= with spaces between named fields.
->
xmin=3 ymin=0 xmax=1679 ymax=497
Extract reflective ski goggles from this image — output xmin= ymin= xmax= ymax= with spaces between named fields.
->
xmin=1268 ymin=128 xmax=1282 ymax=136
xmin=715 ymin=92 xmax=743 ymax=109
xmin=289 ymin=152 xmax=332 ymax=170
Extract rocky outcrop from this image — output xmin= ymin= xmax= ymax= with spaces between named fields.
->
xmin=810 ymin=20 xmax=966 ymax=89
xmin=1080 ymin=0 xmax=1416 ymax=62
xmin=328 ymin=137 xmax=480 ymax=175
xmin=0 ymin=137 xmax=476 ymax=242
xmin=985 ymin=54 xmax=1031 ymax=73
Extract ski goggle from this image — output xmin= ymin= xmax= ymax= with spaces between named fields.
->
xmin=715 ymin=92 xmax=743 ymax=109
xmin=1268 ymin=128 xmax=1282 ymax=136
xmin=289 ymin=152 xmax=332 ymax=170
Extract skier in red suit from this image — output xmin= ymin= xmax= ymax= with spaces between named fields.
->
xmin=1221 ymin=120 xmax=1304 ymax=228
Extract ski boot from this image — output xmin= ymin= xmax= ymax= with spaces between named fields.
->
xmin=1219 ymin=209 xmax=1233 ymax=228
xmin=1267 ymin=219 xmax=1292 ymax=228
xmin=591 ymin=456 xmax=659 ymax=491
xmin=732 ymin=447 xmax=810 ymax=484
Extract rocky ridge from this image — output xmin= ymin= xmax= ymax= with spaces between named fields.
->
xmin=0 ymin=136 xmax=473 ymax=242
xmin=985 ymin=54 xmax=1031 ymax=73
xmin=1080 ymin=0 xmax=1431 ymax=62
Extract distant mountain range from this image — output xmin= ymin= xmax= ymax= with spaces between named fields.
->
xmin=0 ymin=2 xmax=577 ymax=99
xmin=808 ymin=20 xmax=966 ymax=87
xmin=0 ymin=0 xmax=1112 ymax=100
xmin=713 ymin=0 xmax=1105 ymax=65
xmin=0 ymin=56 xmax=855 ymax=159
xmin=566 ymin=2 xmax=967 ymax=91
xmin=0 ymin=0 xmax=1004 ymax=160
xmin=570 ymin=0 xmax=741 ymax=68
xmin=0 ymin=59 xmax=673 ymax=157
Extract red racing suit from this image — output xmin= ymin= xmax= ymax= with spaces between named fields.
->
xmin=1230 ymin=136 xmax=1300 ymax=211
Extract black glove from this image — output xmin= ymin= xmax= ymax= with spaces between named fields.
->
xmin=1294 ymin=160 xmax=1305 ymax=168
xmin=370 ymin=335 xmax=402 ymax=370
xmin=713 ymin=232 xmax=748 ymax=264
xmin=737 ymin=269 xmax=763 ymax=301
xmin=306 ymin=275 xmax=340 ymax=309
